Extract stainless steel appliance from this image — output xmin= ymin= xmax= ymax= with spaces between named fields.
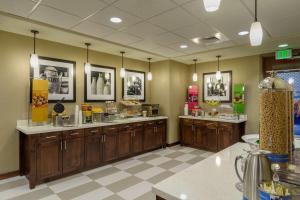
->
xmin=235 ymin=150 xmax=272 ymax=200
xmin=142 ymin=104 xmax=159 ymax=117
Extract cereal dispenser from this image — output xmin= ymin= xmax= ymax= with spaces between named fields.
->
xmin=259 ymin=72 xmax=294 ymax=164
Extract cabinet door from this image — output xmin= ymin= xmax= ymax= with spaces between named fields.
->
xmin=37 ymin=135 xmax=62 ymax=180
xmin=63 ymin=136 xmax=85 ymax=174
xmin=118 ymin=127 xmax=132 ymax=158
xmin=132 ymin=125 xmax=144 ymax=154
xmin=144 ymin=122 xmax=156 ymax=150
xmin=205 ymin=122 xmax=218 ymax=152
xmin=102 ymin=126 xmax=119 ymax=162
xmin=181 ymin=119 xmax=194 ymax=146
xmin=218 ymin=123 xmax=233 ymax=150
xmin=194 ymin=124 xmax=206 ymax=149
xmin=155 ymin=121 xmax=165 ymax=148
xmin=85 ymin=134 xmax=103 ymax=169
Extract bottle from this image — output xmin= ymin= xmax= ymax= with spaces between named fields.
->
xmin=78 ymin=110 xmax=83 ymax=125
xmin=184 ymin=102 xmax=189 ymax=116
xmin=96 ymin=73 xmax=104 ymax=95
xmin=91 ymin=77 xmax=97 ymax=95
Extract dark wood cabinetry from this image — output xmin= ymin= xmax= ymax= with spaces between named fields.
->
xmin=19 ymin=119 xmax=167 ymax=189
xmin=180 ymin=118 xmax=245 ymax=152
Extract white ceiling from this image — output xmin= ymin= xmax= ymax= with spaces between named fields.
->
xmin=0 ymin=0 xmax=300 ymax=64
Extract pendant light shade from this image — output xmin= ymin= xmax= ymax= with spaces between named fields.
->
xmin=192 ymin=59 xmax=198 ymax=82
xmin=30 ymin=30 xmax=39 ymax=68
xmin=215 ymin=55 xmax=221 ymax=81
xmin=203 ymin=0 xmax=221 ymax=12
xmin=120 ymin=51 xmax=126 ymax=78
xmin=84 ymin=43 xmax=91 ymax=74
xmin=250 ymin=0 xmax=263 ymax=46
xmin=147 ymin=58 xmax=152 ymax=81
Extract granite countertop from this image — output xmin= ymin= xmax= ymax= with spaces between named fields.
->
xmin=179 ymin=115 xmax=247 ymax=123
xmin=152 ymin=142 xmax=249 ymax=200
xmin=16 ymin=116 xmax=168 ymax=135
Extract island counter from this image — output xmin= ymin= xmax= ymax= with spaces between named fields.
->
xmin=152 ymin=142 xmax=249 ymax=200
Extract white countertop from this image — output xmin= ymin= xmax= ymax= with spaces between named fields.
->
xmin=179 ymin=115 xmax=247 ymax=123
xmin=16 ymin=116 xmax=168 ymax=135
xmin=152 ymin=142 xmax=249 ymax=200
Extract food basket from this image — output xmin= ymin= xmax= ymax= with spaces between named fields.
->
xmin=119 ymin=100 xmax=142 ymax=117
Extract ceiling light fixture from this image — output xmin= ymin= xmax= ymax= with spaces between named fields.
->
xmin=30 ymin=30 xmax=39 ymax=69
xmin=215 ymin=32 xmax=221 ymax=39
xmin=84 ymin=43 xmax=91 ymax=74
xmin=180 ymin=44 xmax=188 ymax=49
xmin=216 ymin=55 xmax=221 ymax=80
xmin=192 ymin=37 xmax=200 ymax=44
xmin=238 ymin=31 xmax=249 ymax=36
xmin=250 ymin=0 xmax=263 ymax=46
xmin=203 ymin=0 xmax=221 ymax=12
xmin=120 ymin=51 xmax=126 ymax=78
xmin=110 ymin=17 xmax=122 ymax=23
xmin=147 ymin=58 xmax=152 ymax=81
xmin=192 ymin=59 xmax=198 ymax=82
xmin=278 ymin=44 xmax=288 ymax=48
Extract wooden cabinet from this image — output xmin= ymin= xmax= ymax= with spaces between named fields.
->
xmin=118 ymin=125 xmax=133 ymax=158
xmin=19 ymin=119 xmax=167 ymax=189
xmin=181 ymin=119 xmax=194 ymax=146
xmin=36 ymin=133 xmax=62 ymax=180
xmin=103 ymin=126 xmax=119 ymax=162
xmin=144 ymin=121 xmax=156 ymax=150
xmin=85 ymin=128 xmax=103 ymax=169
xmin=180 ymin=118 xmax=245 ymax=152
xmin=132 ymin=123 xmax=144 ymax=154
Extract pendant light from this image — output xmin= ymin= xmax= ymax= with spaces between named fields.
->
xmin=120 ymin=51 xmax=126 ymax=78
xmin=84 ymin=43 xmax=91 ymax=74
xmin=30 ymin=30 xmax=39 ymax=68
xmin=192 ymin=59 xmax=198 ymax=82
xmin=203 ymin=0 xmax=221 ymax=12
xmin=147 ymin=58 xmax=152 ymax=81
xmin=216 ymin=55 xmax=221 ymax=81
xmin=250 ymin=0 xmax=263 ymax=46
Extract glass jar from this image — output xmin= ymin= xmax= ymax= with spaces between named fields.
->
xmin=259 ymin=72 xmax=294 ymax=165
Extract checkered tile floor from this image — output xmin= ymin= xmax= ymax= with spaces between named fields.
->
xmin=0 ymin=145 xmax=213 ymax=200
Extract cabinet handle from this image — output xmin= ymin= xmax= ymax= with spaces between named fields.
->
xmin=134 ymin=130 xmax=136 ymax=137
xmin=64 ymin=140 xmax=67 ymax=150
xmin=90 ymin=130 xmax=98 ymax=133
xmin=46 ymin=135 xmax=56 ymax=139
xmin=60 ymin=140 xmax=63 ymax=151
xmin=70 ymin=132 xmax=79 ymax=136
xmin=103 ymin=135 xmax=106 ymax=142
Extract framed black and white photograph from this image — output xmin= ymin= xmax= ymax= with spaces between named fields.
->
xmin=31 ymin=56 xmax=76 ymax=102
xmin=203 ymin=71 xmax=232 ymax=103
xmin=122 ymin=70 xmax=145 ymax=101
xmin=84 ymin=64 xmax=116 ymax=102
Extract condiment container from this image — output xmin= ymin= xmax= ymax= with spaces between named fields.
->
xmin=259 ymin=72 xmax=294 ymax=165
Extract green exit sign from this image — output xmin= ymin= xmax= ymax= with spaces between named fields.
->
xmin=276 ymin=49 xmax=292 ymax=60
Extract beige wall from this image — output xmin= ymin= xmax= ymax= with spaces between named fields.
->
xmin=150 ymin=60 xmax=189 ymax=144
xmin=189 ymin=55 xmax=262 ymax=134
xmin=0 ymin=30 xmax=150 ymax=174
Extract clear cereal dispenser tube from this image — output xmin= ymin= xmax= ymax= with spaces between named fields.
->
xmin=259 ymin=71 xmax=294 ymax=166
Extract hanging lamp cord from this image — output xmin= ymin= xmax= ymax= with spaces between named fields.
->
xmin=148 ymin=58 xmax=152 ymax=72
xmin=33 ymin=32 xmax=36 ymax=54
xmin=254 ymin=0 xmax=257 ymax=22
xmin=193 ymin=59 xmax=197 ymax=73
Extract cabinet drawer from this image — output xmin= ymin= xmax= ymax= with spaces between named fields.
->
xmin=193 ymin=120 xmax=206 ymax=126
xmin=133 ymin=122 xmax=144 ymax=128
xmin=181 ymin=118 xmax=193 ymax=125
xmin=63 ymin=129 xmax=84 ymax=139
xmin=84 ymin=128 xmax=102 ymax=136
xmin=39 ymin=132 xmax=61 ymax=142
xmin=218 ymin=122 xmax=233 ymax=131
xmin=144 ymin=121 xmax=155 ymax=127
xmin=156 ymin=120 xmax=166 ymax=125
xmin=103 ymin=126 xmax=118 ymax=134
xmin=119 ymin=124 xmax=133 ymax=131
xmin=205 ymin=122 xmax=218 ymax=129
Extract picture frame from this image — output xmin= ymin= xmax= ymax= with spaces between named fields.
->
xmin=84 ymin=64 xmax=116 ymax=102
xmin=122 ymin=70 xmax=145 ymax=101
xmin=31 ymin=56 xmax=76 ymax=103
xmin=203 ymin=71 xmax=232 ymax=103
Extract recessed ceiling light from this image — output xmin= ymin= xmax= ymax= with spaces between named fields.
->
xmin=180 ymin=44 xmax=188 ymax=49
xmin=110 ymin=17 xmax=122 ymax=23
xmin=192 ymin=37 xmax=200 ymax=44
xmin=215 ymin=32 xmax=221 ymax=39
xmin=278 ymin=44 xmax=288 ymax=48
xmin=238 ymin=31 xmax=249 ymax=36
